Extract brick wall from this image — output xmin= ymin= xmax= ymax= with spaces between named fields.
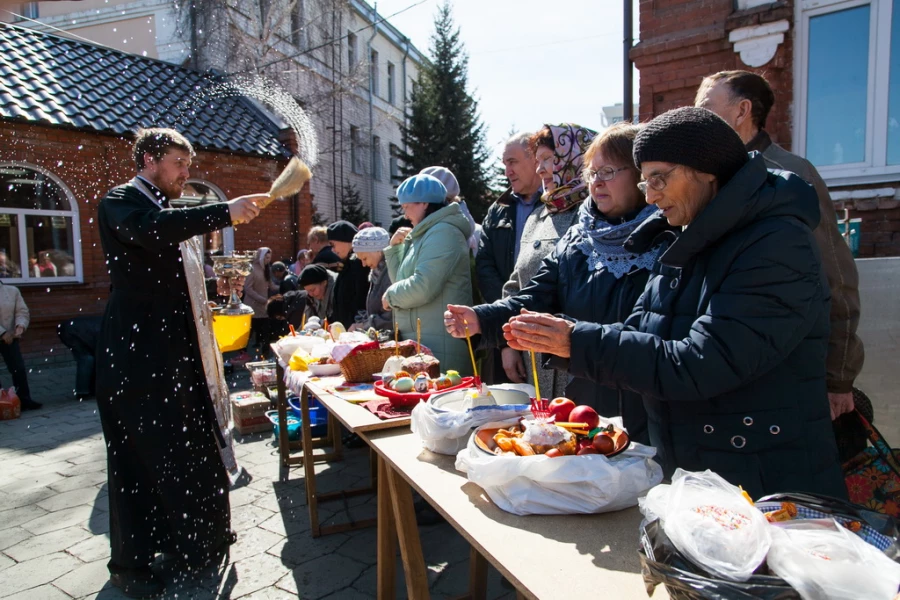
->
xmin=632 ymin=0 xmax=900 ymax=258
xmin=0 ymin=121 xmax=312 ymax=367
xmin=632 ymin=0 xmax=795 ymax=147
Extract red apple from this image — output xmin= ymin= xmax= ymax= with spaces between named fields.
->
xmin=548 ymin=397 xmax=576 ymax=422
xmin=569 ymin=405 xmax=600 ymax=430
xmin=576 ymin=446 xmax=599 ymax=456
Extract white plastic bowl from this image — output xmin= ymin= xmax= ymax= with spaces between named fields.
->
xmin=308 ymin=362 xmax=342 ymax=377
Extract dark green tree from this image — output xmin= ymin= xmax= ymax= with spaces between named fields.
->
xmin=398 ymin=1 xmax=491 ymax=221
xmin=340 ymin=181 xmax=370 ymax=225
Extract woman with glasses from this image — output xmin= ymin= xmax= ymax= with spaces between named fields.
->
xmin=500 ymin=107 xmax=846 ymax=498
xmin=444 ymin=123 xmax=669 ymax=443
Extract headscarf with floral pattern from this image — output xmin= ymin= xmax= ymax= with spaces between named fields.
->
xmin=539 ymin=123 xmax=598 ymax=214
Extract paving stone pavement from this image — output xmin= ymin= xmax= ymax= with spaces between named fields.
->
xmin=0 ymin=363 xmax=516 ymax=599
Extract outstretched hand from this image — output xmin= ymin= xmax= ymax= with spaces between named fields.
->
xmin=503 ymin=309 xmax=574 ymax=358
xmin=228 ymin=193 xmax=268 ymax=224
xmin=444 ymin=305 xmax=480 ymax=338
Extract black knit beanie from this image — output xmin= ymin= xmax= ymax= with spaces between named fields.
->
xmin=327 ymin=220 xmax=358 ymax=243
xmin=633 ymin=107 xmax=749 ymax=186
xmin=298 ymin=264 xmax=329 ymax=287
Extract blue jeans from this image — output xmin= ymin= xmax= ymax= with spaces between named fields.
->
xmin=0 ymin=338 xmax=32 ymax=403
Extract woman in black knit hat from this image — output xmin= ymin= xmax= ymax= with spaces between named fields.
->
xmin=502 ymin=107 xmax=846 ymax=500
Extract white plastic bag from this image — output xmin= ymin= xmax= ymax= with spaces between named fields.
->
xmin=411 ymin=402 xmax=531 ymax=455
xmin=767 ymin=519 xmax=900 ymax=600
xmin=455 ymin=418 xmax=663 ymax=515
xmin=639 ymin=469 xmax=771 ymax=582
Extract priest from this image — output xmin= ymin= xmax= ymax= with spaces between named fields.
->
xmin=96 ymin=127 xmax=265 ymax=598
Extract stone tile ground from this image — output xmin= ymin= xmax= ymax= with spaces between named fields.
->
xmin=0 ymin=363 xmax=515 ymax=599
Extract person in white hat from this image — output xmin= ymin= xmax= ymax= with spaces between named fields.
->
xmin=349 ymin=226 xmax=393 ymax=331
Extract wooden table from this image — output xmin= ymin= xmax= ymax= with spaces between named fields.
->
xmin=273 ymin=355 xmax=413 ymax=537
xmin=362 ymin=429 xmax=666 ymax=600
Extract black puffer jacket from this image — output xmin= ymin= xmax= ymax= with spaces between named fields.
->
xmin=475 ymin=202 xmax=667 ymax=445
xmin=566 ymin=154 xmax=846 ymax=499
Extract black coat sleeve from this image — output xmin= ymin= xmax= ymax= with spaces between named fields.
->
xmin=475 ymin=211 xmax=508 ymax=304
xmin=101 ymin=186 xmax=232 ymax=250
xmin=474 ymin=246 xmax=563 ymax=349
xmin=567 ymin=222 xmax=825 ymax=402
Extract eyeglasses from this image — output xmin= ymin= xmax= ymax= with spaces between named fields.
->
xmin=637 ymin=165 xmax=681 ymax=194
xmin=584 ymin=166 xmax=630 ymax=183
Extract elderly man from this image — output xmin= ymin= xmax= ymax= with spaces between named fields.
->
xmin=476 ymin=132 xmax=542 ymax=383
xmin=96 ymin=128 xmax=264 ymax=597
xmin=307 ymin=225 xmax=342 ymax=268
xmin=696 ymin=70 xmax=864 ymax=421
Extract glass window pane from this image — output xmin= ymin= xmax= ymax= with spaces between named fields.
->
xmin=26 ymin=215 xmax=75 ymax=278
xmin=806 ymin=6 xmax=870 ymax=167
xmin=0 ymin=214 xmax=21 ymax=278
xmin=887 ymin=0 xmax=900 ymax=164
xmin=0 ymin=166 xmax=71 ymax=210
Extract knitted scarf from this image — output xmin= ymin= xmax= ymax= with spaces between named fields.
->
xmin=575 ymin=200 xmax=662 ymax=279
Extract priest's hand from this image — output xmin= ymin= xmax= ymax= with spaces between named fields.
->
xmin=228 ymin=194 xmax=267 ymax=224
xmin=503 ymin=309 xmax=574 ymax=358
xmin=444 ymin=305 xmax=480 ymax=338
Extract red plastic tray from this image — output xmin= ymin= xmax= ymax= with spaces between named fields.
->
xmin=374 ymin=376 xmax=477 ymax=408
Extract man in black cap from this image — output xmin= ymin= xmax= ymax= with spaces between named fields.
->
xmin=326 ymin=220 xmax=370 ymax=328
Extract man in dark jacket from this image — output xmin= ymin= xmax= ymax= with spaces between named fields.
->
xmin=96 ymin=128 xmax=263 ymax=597
xmin=327 ymin=220 xmax=370 ymax=327
xmin=696 ymin=71 xmax=864 ymax=421
xmin=475 ymin=132 xmax=542 ymax=383
xmin=307 ymin=226 xmax=342 ymax=268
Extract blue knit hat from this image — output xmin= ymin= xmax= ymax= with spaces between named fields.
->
xmin=397 ymin=174 xmax=447 ymax=204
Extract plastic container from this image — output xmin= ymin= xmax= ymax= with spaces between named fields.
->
xmin=246 ymin=360 xmax=277 ymax=390
xmin=287 ymin=395 xmax=329 ymax=438
xmin=212 ymin=312 xmax=252 ymax=352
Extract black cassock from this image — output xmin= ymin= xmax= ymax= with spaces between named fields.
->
xmin=97 ymin=179 xmax=234 ymax=574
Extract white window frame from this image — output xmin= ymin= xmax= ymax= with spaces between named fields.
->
xmin=795 ymin=0 xmax=899 ymax=186
xmin=387 ymin=62 xmax=396 ymax=105
xmin=0 ymin=162 xmax=84 ymax=285
xmin=350 ymin=125 xmax=363 ymax=174
xmin=372 ymin=135 xmax=382 ymax=181
xmin=176 ymin=179 xmax=234 ymax=254
xmin=347 ymin=31 xmax=357 ymax=72
xmin=370 ymin=49 xmax=380 ymax=97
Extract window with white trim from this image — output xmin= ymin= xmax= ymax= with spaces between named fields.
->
xmin=174 ymin=181 xmax=235 ymax=257
xmin=797 ymin=0 xmax=900 ymax=184
xmin=0 ymin=163 xmax=82 ymax=284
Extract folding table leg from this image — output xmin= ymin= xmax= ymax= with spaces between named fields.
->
xmin=276 ymin=361 xmax=291 ymax=467
xmin=468 ymin=546 xmax=487 ymax=600
xmin=377 ymin=456 xmax=397 ymax=600
xmin=386 ymin=463 xmax=430 ymax=599
xmin=300 ymin=385 xmax=321 ymax=537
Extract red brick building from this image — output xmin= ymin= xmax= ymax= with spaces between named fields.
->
xmin=632 ymin=0 xmax=900 ymax=257
xmin=0 ymin=24 xmax=315 ymax=365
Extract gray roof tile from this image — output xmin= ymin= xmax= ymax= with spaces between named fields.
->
xmin=0 ymin=23 xmax=288 ymax=158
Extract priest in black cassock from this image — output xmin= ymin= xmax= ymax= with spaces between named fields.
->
xmin=96 ymin=128 xmax=265 ymax=598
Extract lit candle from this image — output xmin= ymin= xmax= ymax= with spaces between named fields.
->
xmin=530 ymin=350 xmax=541 ymax=403
xmin=463 ymin=319 xmax=478 ymax=381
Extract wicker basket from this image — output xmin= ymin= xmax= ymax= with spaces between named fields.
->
xmin=339 ymin=344 xmax=417 ymax=383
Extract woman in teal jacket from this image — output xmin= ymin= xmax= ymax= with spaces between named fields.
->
xmin=383 ymin=174 xmax=473 ymax=375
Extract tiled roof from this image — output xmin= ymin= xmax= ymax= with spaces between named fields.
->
xmin=0 ymin=23 xmax=289 ymax=158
